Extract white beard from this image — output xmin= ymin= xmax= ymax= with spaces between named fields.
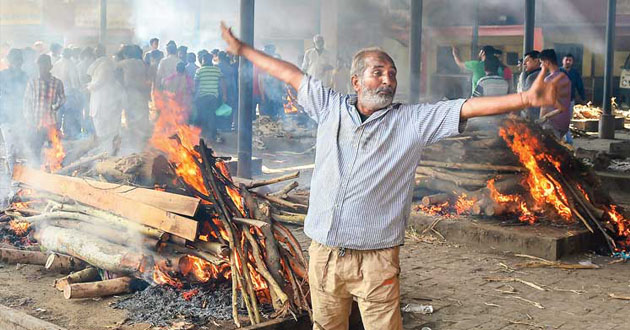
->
xmin=360 ymin=82 xmax=394 ymax=111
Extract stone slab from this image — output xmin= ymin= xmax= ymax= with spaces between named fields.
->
xmin=408 ymin=212 xmax=598 ymax=260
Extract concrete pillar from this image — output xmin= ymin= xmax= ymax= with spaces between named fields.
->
xmin=523 ymin=0 xmax=535 ymax=55
xmin=599 ymin=0 xmax=616 ymax=139
xmin=409 ymin=0 xmax=423 ymax=103
xmin=237 ymin=0 xmax=255 ymax=178
xmin=99 ymin=0 xmax=107 ymax=44
xmin=471 ymin=0 xmax=479 ymax=59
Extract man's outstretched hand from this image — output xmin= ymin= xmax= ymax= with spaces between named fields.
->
xmin=220 ymin=22 xmax=243 ymax=56
xmin=524 ymin=66 xmax=571 ymax=112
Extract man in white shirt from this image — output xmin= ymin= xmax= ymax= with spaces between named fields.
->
xmin=301 ymin=34 xmax=333 ymax=86
xmin=155 ymin=43 xmax=181 ymax=91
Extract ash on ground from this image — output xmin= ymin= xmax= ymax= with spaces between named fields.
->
xmin=113 ymin=283 xmax=234 ymax=326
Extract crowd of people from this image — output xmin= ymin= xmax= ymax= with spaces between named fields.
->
xmin=0 ymin=37 xmax=320 ymax=170
xmin=452 ymin=45 xmax=585 ymax=143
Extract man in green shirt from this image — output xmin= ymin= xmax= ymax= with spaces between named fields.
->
xmin=194 ymin=53 xmax=226 ymax=142
xmin=452 ymin=45 xmax=503 ymax=95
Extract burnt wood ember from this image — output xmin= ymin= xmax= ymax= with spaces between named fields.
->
xmin=112 ymin=283 xmax=270 ymax=327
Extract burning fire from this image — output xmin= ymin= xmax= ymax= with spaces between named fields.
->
xmin=417 ymin=201 xmax=454 ymax=217
xmin=455 ymin=194 xmax=475 ymax=215
xmin=179 ymin=255 xmax=224 ymax=283
xmin=8 ymin=220 xmax=30 ymax=236
xmin=487 ymin=179 xmax=535 ymax=224
xmin=606 ymin=205 xmax=630 ymax=250
xmin=152 ymin=264 xmax=182 ymax=288
xmin=283 ymin=86 xmax=299 ymax=114
xmin=150 ymin=90 xmax=207 ymax=195
xmin=499 ymin=122 xmax=572 ymax=221
xmin=247 ymin=262 xmax=270 ymax=303
xmin=42 ymin=126 xmax=65 ymax=172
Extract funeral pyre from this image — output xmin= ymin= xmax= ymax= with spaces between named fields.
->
xmin=0 ymin=91 xmax=310 ymax=328
xmin=415 ymin=117 xmax=630 ymax=257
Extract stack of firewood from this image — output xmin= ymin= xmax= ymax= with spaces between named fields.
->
xmin=0 ymin=139 xmax=311 ymax=327
xmin=415 ymin=118 xmax=630 ymax=254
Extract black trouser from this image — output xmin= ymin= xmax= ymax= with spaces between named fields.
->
xmin=194 ymin=94 xmax=219 ymax=141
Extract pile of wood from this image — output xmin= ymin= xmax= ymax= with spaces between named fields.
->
xmin=0 ymin=139 xmax=311 ymax=327
xmin=415 ymin=117 xmax=630 ymax=254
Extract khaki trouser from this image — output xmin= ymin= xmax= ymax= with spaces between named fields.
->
xmin=308 ymin=241 xmax=402 ymax=330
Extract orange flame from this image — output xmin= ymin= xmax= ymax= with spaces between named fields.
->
xmin=607 ymin=205 xmax=630 ymax=250
xmin=179 ymin=255 xmax=226 ymax=282
xmin=487 ymin=179 xmax=535 ymax=224
xmin=417 ymin=201 xmax=453 ymax=217
xmin=152 ymin=264 xmax=182 ymax=288
xmin=42 ymin=126 xmax=65 ymax=172
xmin=247 ymin=262 xmax=271 ymax=303
xmin=226 ymin=186 xmax=246 ymax=216
xmin=283 ymin=86 xmax=299 ymax=114
xmin=8 ymin=220 xmax=30 ymax=236
xmin=150 ymin=90 xmax=206 ymax=195
xmin=455 ymin=193 xmax=476 ymax=215
xmin=499 ymin=122 xmax=572 ymax=221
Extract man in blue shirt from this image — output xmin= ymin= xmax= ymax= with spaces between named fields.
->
xmin=561 ymin=54 xmax=585 ymax=144
xmin=221 ymin=23 xmax=568 ymax=330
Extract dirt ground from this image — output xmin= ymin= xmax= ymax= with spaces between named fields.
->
xmin=1 ymin=222 xmax=629 ymax=330
xmin=2 ymin=129 xmax=630 ymax=329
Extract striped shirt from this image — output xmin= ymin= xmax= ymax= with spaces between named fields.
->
xmin=23 ymin=76 xmax=65 ymax=128
xmin=195 ymin=66 xmax=222 ymax=97
xmin=298 ymin=75 xmax=466 ymax=250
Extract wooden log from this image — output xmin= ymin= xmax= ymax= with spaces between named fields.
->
xmin=192 ymin=241 xmax=230 ymax=258
xmin=415 ymin=176 xmax=471 ymax=196
xmin=0 ymin=248 xmax=48 ymax=265
xmin=269 ymin=181 xmax=299 ymax=198
xmin=0 ymin=303 xmax=67 ymax=330
xmin=258 ymin=193 xmax=308 ymax=212
xmin=418 ymin=160 xmax=523 ymax=172
xmin=63 ymin=277 xmax=133 ymax=299
xmin=233 ymin=217 xmax=271 ymax=228
xmin=236 ymin=171 xmax=300 ymax=189
xmin=416 ymin=167 xmax=491 ymax=186
xmin=36 ymin=226 xmax=148 ymax=275
xmin=68 ymin=177 xmax=200 ymax=217
xmin=23 ymin=210 xmax=164 ymax=241
xmin=45 ymin=253 xmax=87 ymax=273
xmin=13 ymin=165 xmax=198 ymax=240
xmin=421 ymin=193 xmax=451 ymax=206
xmin=484 ymin=203 xmax=508 ymax=216
xmin=472 ymin=199 xmax=486 ymax=215
xmin=271 ymin=212 xmax=306 ymax=225
xmin=42 ymin=219 xmax=147 ymax=249
xmin=54 ymin=267 xmax=100 ymax=291
xmin=55 ymin=152 xmax=108 ymax=175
